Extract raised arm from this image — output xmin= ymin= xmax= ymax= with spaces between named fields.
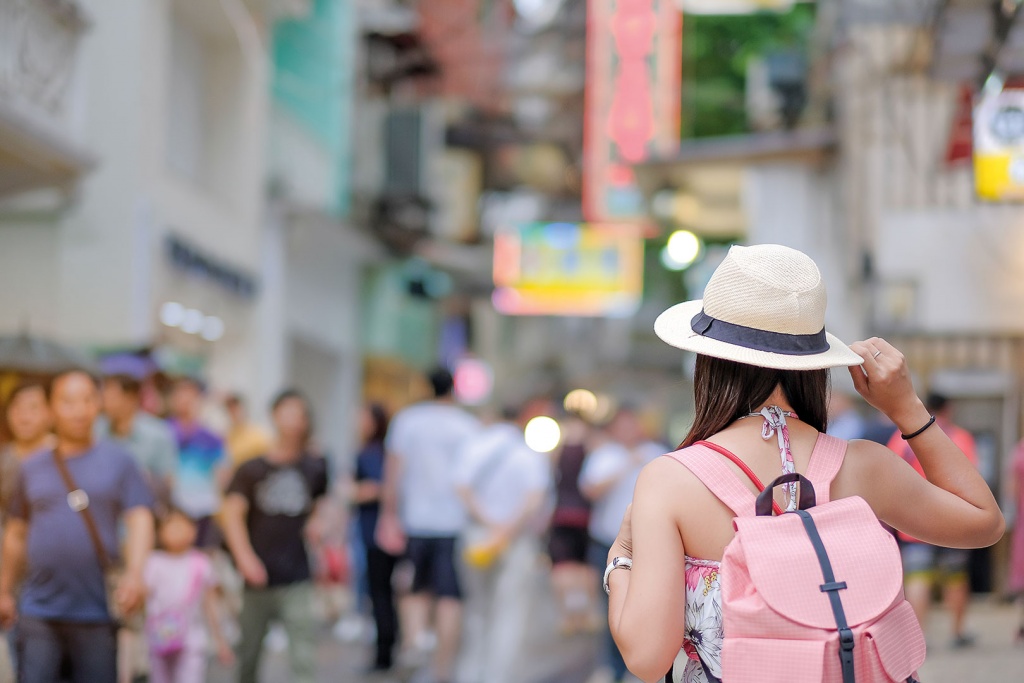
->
xmin=841 ymin=338 xmax=1004 ymax=548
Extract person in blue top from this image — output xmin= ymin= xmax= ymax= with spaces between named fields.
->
xmin=167 ymin=377 xmax=228 ymax=548
xmin=0 ymin=369 xmax=155 ymax=683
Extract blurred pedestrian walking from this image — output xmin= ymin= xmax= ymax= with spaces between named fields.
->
xmin=579 ymin=407 xmax=664 ymax=683
xmin=1 ymin=382 xmax=53 ymax=522
xmin=351 ymin=403 xmax=398 ymax=673
xmin=0 ymin=369 xmax=154 ymax=683
xmin=887 ymin=393 xmax=980 ymax=647
xmin=98 ymin=374 xmax=178 ymax=505
xmin=1010 ymin=437 xmax=1024 ymax=642
xmin=167 ymin=377 xmax=228 ymax=548
xmin=377 ymin=368 xmax=481 ymax=683
xmin=0 ymin=382 xmax=53 ymax=683
xmin=454 ymin=404 xmax=551 ymax=683
xmin=222 ymin=389 xmax=328 ymax=683
xmin=548 ymin=412 xmax=597 ymax=635
xmin=144 ymin=508 xmax=233 ymax=683
xmin=224 ymin=393 xmax=272 ymax=471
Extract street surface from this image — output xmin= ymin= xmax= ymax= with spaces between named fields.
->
xmin=210 ymin=582 xmax=1022 ymax=682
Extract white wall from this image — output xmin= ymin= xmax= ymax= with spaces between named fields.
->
xmin=875 ymin=208 xmax=1024 ymax=332
xmin=744 ymin=162 xmax=866 ymax=345
xmin=269 ymin=106 xmax=335 ymax=210
xmin=0 ymin=220 xmax=61 ymax=337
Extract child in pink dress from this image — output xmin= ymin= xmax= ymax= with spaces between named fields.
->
xmin=144 ymin=508 xmax=233 ymax=683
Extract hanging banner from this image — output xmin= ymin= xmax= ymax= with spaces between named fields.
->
xmin=492 ymin=222 xmax=645 ymax=317
xmin=974 ymin=88 xmax=1024 ymax=201
xmin=583 ymin=0 xmax=682 ymax=222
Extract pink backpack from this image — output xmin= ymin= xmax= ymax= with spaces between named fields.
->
xmin=668 ymin=434 xmax=926 ymax=683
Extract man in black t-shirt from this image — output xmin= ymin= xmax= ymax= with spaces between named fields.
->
xmin=222 ymin=390 xmax=328 ymax=683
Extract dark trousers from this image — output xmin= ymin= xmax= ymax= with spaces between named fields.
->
xmin=15 ymin=617 xmax=117 ymax=683
xmin=366 ymin=543 xmax=399 ymax=668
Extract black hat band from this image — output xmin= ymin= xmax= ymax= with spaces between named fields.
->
xmin=690 ymin=310 xmax=829 ymax=356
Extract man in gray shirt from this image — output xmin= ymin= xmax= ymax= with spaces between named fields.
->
xmin=96 ymin=374 xmax=178 ymax=502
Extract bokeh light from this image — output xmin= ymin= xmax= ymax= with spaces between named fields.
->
xmin=524 ymin=416 xmax=561 ymax=453
xmin=563 ymin=388 xmax=598 ymax=414
xmin=665 ymin=230 xmax=702 ymax=269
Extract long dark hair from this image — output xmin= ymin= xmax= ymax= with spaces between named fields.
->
xmin=681 ymin=355 xmax=830 ymax=448
xmin=365 ymin=403 xmax=389 ymax=445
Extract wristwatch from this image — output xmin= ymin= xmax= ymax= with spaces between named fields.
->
xmin=603 ymin=556 xmax=633 ymax=595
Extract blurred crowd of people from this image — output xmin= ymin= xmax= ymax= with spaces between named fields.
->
xmin=0 ymin=370 xmax=335 ymax=683
xmin=0 ymin=364 xmax=1022 ymax=683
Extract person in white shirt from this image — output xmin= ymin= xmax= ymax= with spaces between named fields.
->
xmin=453 ymin=404 xmax=551 ymax=683
xmin=579 ymin=407 xmax=665 ymax=683
xmin=377 ymin=369 xmax=481 ymax=683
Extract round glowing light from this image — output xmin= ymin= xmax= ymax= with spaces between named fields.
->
xmin=660 ymin=246 xmax=686 ymax=271
xmin=200 ymin=316 xmax=225 ymax=341
xmin=665 ymin=230 xmax=702 ymax=268
xmin=524 ymin=416 xmax=561 ymax=453
xmin=159 ymin=302 xmax=185 ymax=328
xmin=564 ymin=389 xmax=598 ymax=414
xmin=453 ymin=358 xmax=494 ymax=406
xmin=181 ymin=308 xmax=204 ymax=335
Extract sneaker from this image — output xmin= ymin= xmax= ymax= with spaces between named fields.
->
xmin=951 ymin=632 xmax=976 ymax=649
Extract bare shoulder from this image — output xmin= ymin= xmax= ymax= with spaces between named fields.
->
xmin=636 ymin=453 xmax=708 ymax=500
xmin=834 ymin=438 xmax=905 ymax=497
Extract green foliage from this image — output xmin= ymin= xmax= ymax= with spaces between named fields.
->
xmin=682 ymin=5 xmax=816 ymax=139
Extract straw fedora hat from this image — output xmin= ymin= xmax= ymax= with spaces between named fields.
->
xmin=654 ymin=244 xmax=864 ymax=371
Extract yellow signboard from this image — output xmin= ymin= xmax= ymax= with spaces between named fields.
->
xmin=975 ymin=89 xmax=1024 ymax=201
xmin=492 ymin=223 xmax=645 ymax=317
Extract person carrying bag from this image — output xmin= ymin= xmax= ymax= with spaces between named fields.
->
xmin=601 ymin=245 xmax=1004 ymax=682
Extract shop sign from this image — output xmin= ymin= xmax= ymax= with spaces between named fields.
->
xmin=583 ymin=0 xmax=681 ymax=222
xmin=974 ymin=88 xmax=1024 ymax=201
xmin=492 ymin=222 xmax=645 ymax=317
xmin=166 ymin=235 xmax=259 ymax=299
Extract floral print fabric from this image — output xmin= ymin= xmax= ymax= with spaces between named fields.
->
xmin=679 ymin=556 xmax=723 ymax=683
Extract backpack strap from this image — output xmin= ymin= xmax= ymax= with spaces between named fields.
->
xmin=664 ymin=445 xmax=758 ymax=517
xmin=804 ymin=433 xmax=847 ymax=505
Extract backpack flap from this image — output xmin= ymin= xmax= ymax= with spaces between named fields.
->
xmin=731 ymin=497 xmax=903 ymax=630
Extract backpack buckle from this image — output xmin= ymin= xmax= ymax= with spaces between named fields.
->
xmin=839 ymin=628 xmax=855 ymax=651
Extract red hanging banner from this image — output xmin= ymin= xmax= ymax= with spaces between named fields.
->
xmin=583 ymin=0 xmax=682 ymax=223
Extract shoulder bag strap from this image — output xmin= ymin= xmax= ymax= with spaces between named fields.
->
xmin=184 ymin=554 xmax=206 ymax=603
xmin=52 ymin=450 xmax=112 ymax=572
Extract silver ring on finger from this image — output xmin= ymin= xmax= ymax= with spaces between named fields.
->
xmin=872 ymin=350 xmax=882 ymax=359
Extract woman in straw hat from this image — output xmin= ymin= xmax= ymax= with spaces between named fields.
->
xmin=602 ymin=244 xmax=1004 ymax=682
